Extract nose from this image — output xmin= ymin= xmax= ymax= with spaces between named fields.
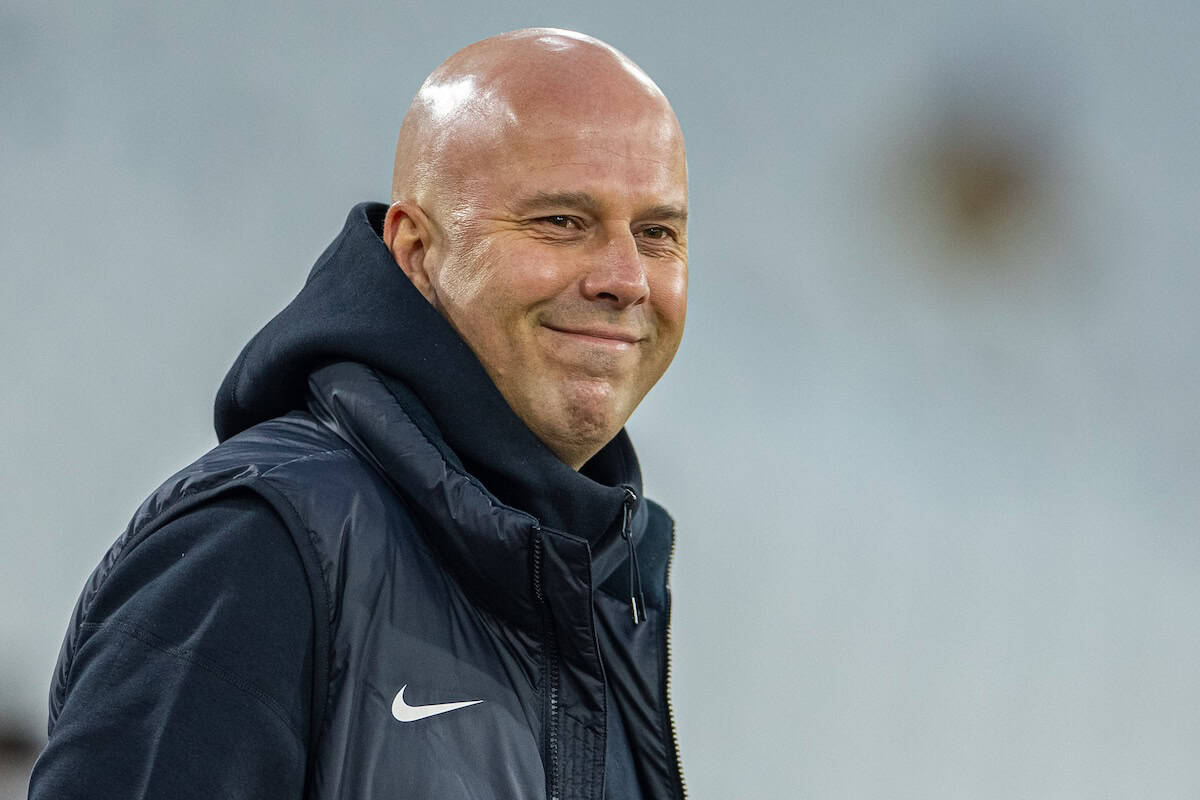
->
xmin=580 ymin=230 xmax=649 ymax=309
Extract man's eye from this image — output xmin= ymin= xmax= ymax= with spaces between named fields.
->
xmin=542 ymin=215 xmax=577 ymax=228
xmin=639 ymin=226 xmax=672 ymax=240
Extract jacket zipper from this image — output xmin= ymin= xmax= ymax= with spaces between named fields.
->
xmin=532 ymin=525 xmax=562 ymax=800
xmin=621 ymin=488 xmax=647 ymax=624
xmin=662 ymin=518 xmax=688 ymax=799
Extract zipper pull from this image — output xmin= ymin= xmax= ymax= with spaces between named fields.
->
xmin=621 ymin=488 xmax=647 ymax=624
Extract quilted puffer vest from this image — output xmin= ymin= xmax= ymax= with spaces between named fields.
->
xmin=52 ymin=362 xmax=685 ymax=799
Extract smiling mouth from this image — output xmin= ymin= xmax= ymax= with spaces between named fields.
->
xmin=543 ymin=325 xmax=643 ymax=346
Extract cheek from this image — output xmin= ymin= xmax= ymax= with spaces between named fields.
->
xmin=501 ymin=243 xmax=576 ymax=297
xmin=479 ymin=246 xmax=579 ymax=330
xmin=455 ymin=236 xmax=567 ymax=303
xmin=652 ymin=265 xmax=689 ymax=330
xmin=438 ymin=252 xmax=545 ymax=363
xmin=435 ymin=238 xmax=497 ymax=308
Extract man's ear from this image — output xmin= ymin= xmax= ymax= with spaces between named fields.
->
xmin=383 ymin=202 xmax=437 ymax=303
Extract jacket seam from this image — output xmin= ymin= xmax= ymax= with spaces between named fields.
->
xmin=245 ymin=470 xmax=339 ymax=754
xmin=78 ymin=619 xmax=307 ymax=746
xmin=258 ymin=443 xmax=355 ymax=478
xmin=245 ymin=473 xmax=332 ymax=627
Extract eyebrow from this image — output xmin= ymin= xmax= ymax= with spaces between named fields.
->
xmin=510 ymin=190 xmax=688 ymax=225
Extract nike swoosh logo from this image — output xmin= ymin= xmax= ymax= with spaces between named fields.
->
xmin=391 ymin=684 xmax=484 ymax=723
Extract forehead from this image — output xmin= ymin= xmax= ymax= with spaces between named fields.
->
xmin=478 ymin=107 xmax=688 ymax=213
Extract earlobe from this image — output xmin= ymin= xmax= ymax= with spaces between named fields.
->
xmin=384 ymin=202 xmax=435 ymax=301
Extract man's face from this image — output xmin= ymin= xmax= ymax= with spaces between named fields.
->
xmin=422 ymin=103 xmax=688 ymax=468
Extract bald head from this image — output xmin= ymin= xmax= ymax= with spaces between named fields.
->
xmin=390 ymin=28 xmax=682 ymax=211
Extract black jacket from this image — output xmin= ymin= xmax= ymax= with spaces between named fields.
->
xmin=31 ymin=203 xmax=685 ymax=799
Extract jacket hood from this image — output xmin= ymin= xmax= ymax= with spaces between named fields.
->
xmin=214 ymin=202 xmax=642 ymax=543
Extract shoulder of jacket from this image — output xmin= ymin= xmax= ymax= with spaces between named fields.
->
xmin=52 ymin=412 xmax=383 ymax=744
xmin=79 ymin=413 xmax=378 ymax=613
xmin=137 ymin=413 xmax=365 ymax=526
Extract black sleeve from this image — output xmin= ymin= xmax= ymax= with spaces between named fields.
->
xmin=29 ymin=492 xmax=315 ymax=800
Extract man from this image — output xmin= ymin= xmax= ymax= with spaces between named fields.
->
xmin=30 ymin=28 xmax=688 ymax=799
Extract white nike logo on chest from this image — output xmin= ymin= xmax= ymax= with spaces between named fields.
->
xmin=391 ymin=684 xmax=484 ymax=722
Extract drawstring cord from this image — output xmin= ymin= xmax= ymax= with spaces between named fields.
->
xmin=620 ymin=488 xmax=647 ymax=624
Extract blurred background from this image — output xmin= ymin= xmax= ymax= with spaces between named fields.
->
xmin=3 ymin=0 xmax=1198 ymax=796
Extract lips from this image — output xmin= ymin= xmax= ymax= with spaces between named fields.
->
xmin=542 ymin=324 xmax=643 ymax=345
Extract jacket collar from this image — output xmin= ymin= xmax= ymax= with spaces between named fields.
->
xmin=306 ymin=360 xmax=648 ymax=627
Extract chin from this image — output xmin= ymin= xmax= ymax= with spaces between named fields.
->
xmin=538 ymin=380 xmax=632 ymax=463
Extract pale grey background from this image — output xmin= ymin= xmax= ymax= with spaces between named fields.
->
xmin=3 ymin=0 xmax=1199 ymax=796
